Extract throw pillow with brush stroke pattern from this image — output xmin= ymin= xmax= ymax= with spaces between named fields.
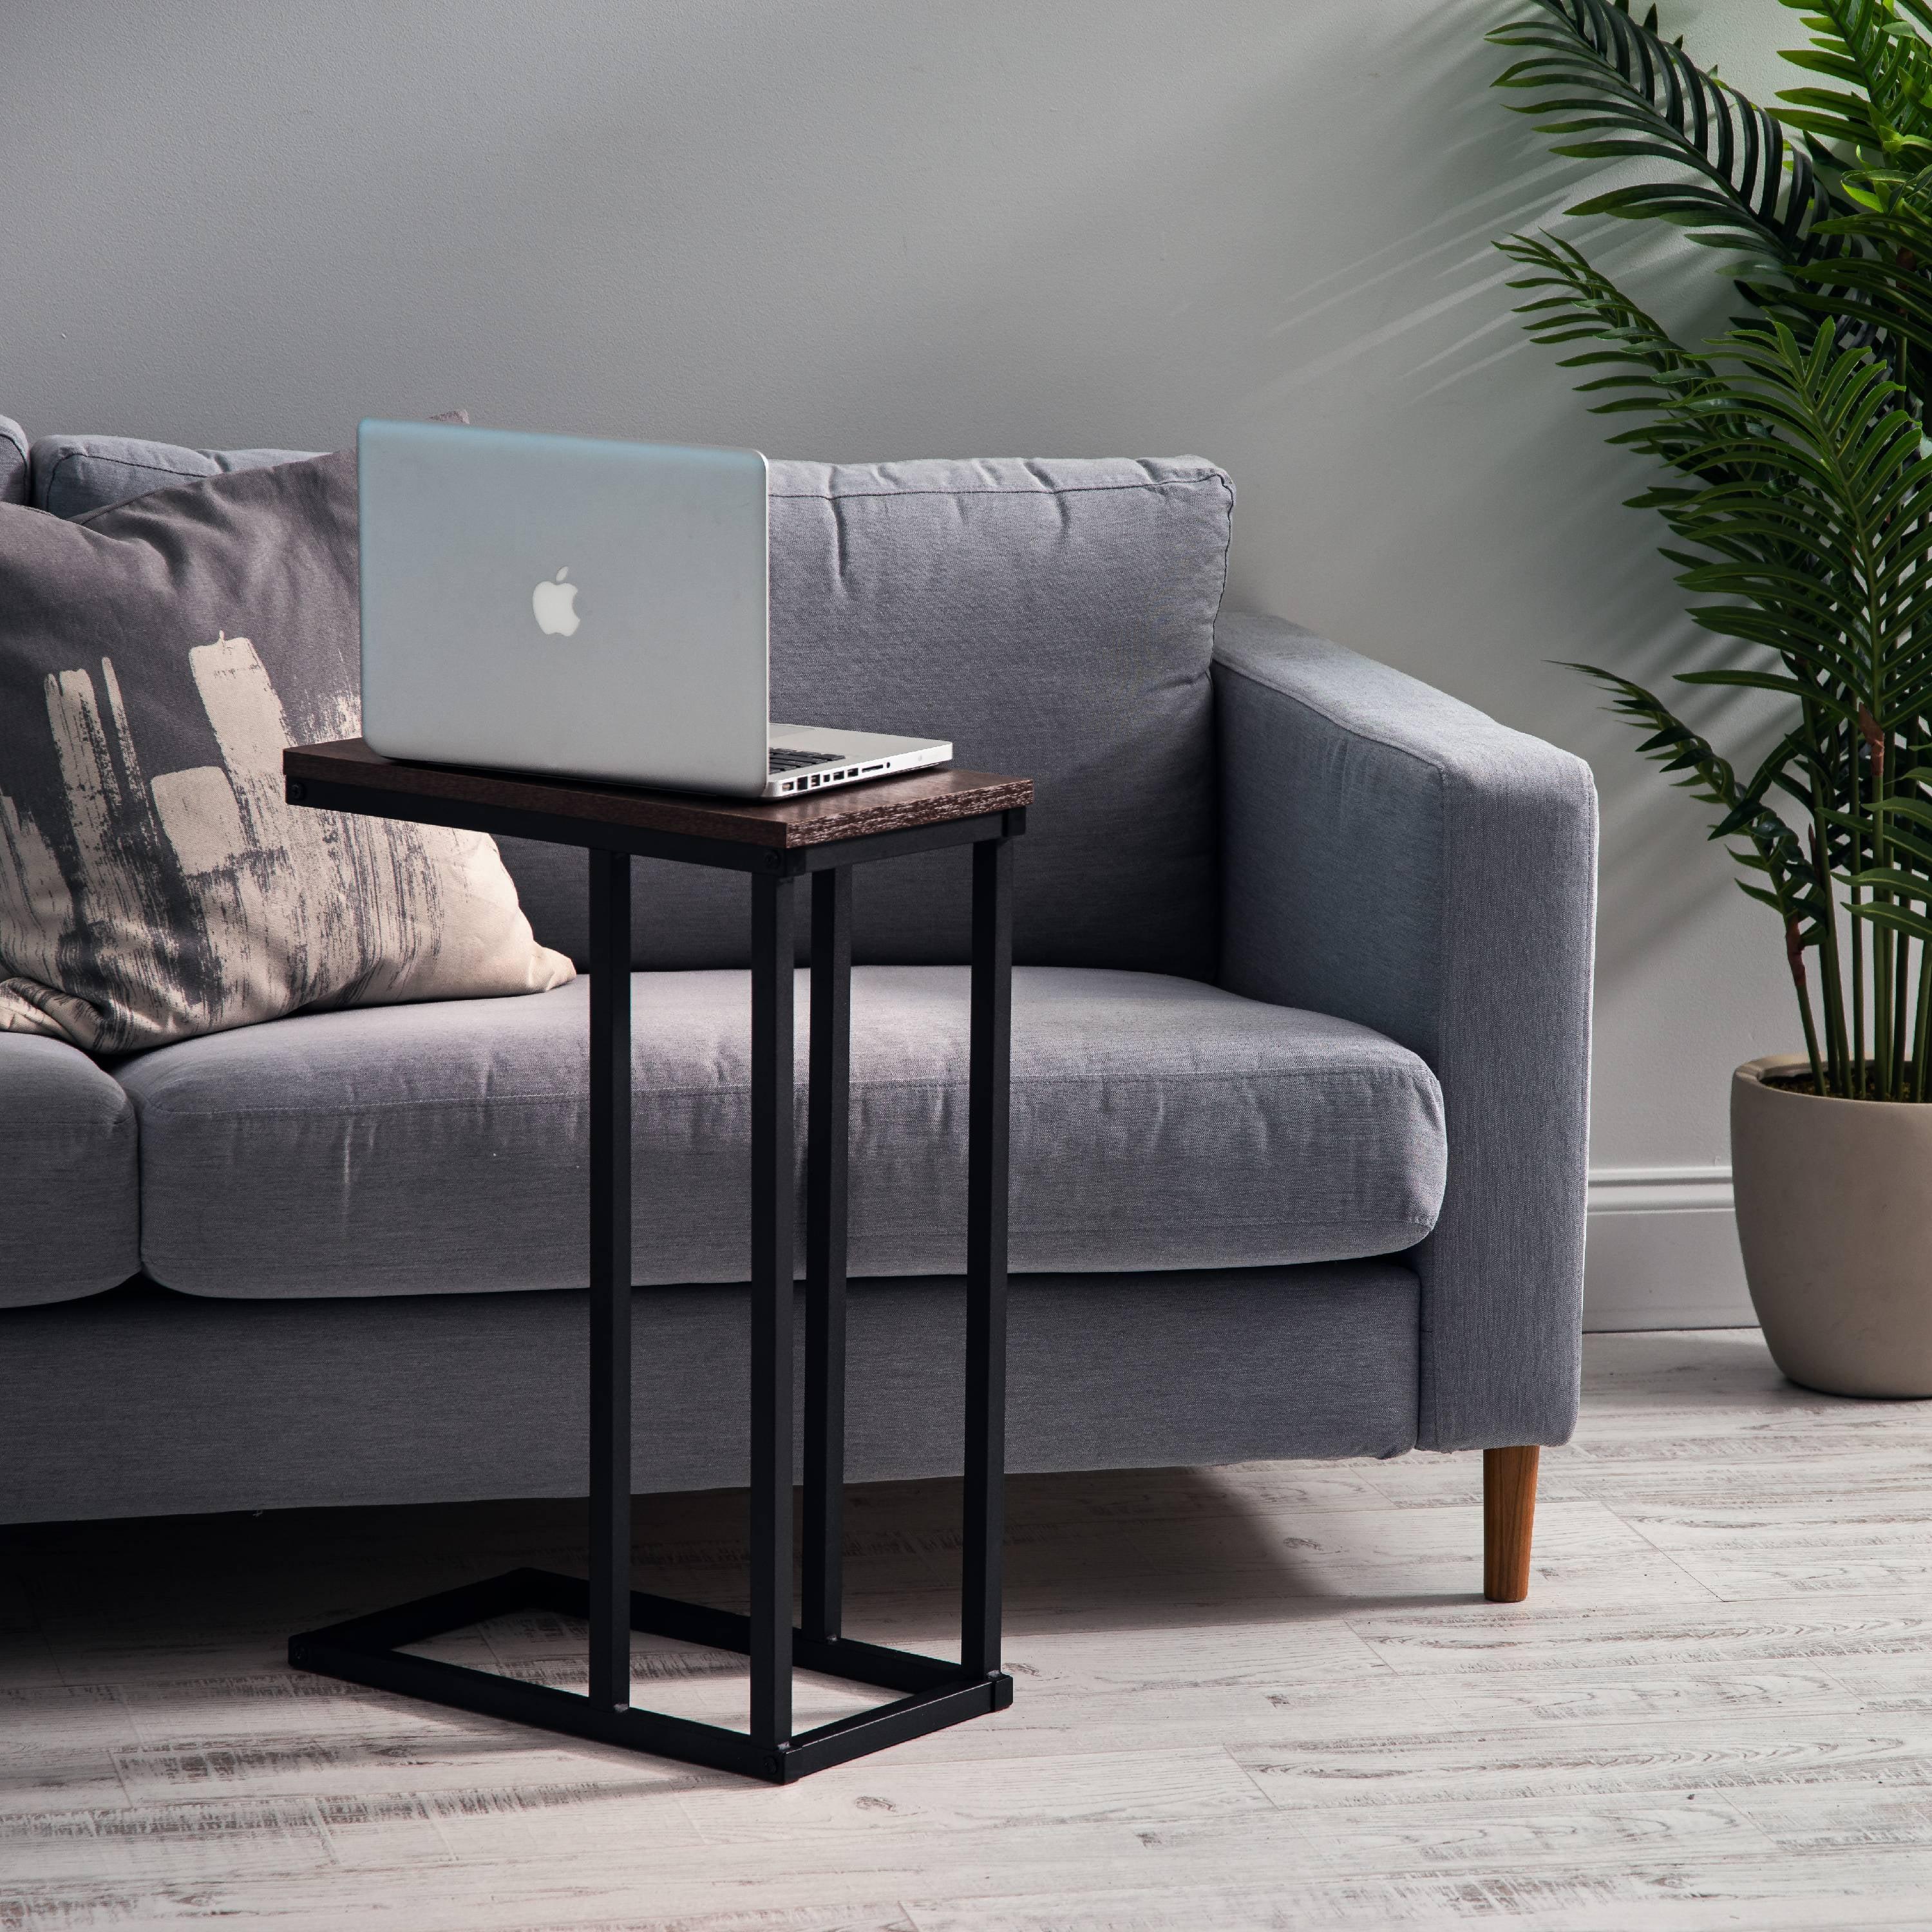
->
xmin=0 ymin=448 xmax=574 ymax=1052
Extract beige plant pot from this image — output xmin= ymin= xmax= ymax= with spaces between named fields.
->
xmin=1732 ymin=1055 xmax=1932 ymax=1398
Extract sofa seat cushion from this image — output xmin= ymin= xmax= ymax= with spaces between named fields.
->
xmin=117 ymin=966 xmax=1447 ymax=1299
xmin=0 ymin=1035 xmax=139 ymax=1306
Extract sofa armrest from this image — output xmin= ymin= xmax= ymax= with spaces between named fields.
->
xmin=1214 ymin=612 xmax=1598 ymax=1450
xmin=0 ymin=1033 xmax=140 ymax=1307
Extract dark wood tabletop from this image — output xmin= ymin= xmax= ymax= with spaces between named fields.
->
xmin=283 ymin=738 xmax=1032 ymax=851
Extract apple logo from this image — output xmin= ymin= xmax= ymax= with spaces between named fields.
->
xmin=532 ymin=567 xmax=581 ymax=638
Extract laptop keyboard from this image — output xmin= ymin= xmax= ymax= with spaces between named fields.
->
xmin=769 ymin=746 xmax=841 ymax=773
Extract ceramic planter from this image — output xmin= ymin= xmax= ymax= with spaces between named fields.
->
xmin=1731 ymin=1054 xmax=1932 ymax=1398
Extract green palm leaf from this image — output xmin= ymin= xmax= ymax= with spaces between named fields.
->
xmin=1490 ymin=1 xmax=1932 ymax=1095
xmin=1782 ymin=165 xmax=1932 ymax=402
xmin=1562 ymin=662 xmax=1823 ymax=923
xmin=1539 ymin=302 xmax=1932 ymax=1092
xmin=1490 ymin=0 xmax=1842 ymax=261
xmin=1498 ymin=233 xmax=1748 ymax=482
xmin=1646 ymin=326 xmax=1932 ymax=658
xmin=1774 ymin=0 xmax=1932 ymax=164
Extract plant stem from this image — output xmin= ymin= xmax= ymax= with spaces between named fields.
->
xmin=1809 ymin=775 xmax=1852 ymax=1096
xmin=1914 ymin=931 xmax=1932 ymax=1099
xmin=1852 ymin=765 xmax=1867 ymax=1086
xmin=1895 ymin=920 xmax=1912 ymax=1093
xmin=1797 ymin=969 xmax=1826 ymax=1090
xmin=1864 ymin=703 xmax=1893 ymax=1098
xmin=1788 ymin=918 xmax=1826 ymax=1091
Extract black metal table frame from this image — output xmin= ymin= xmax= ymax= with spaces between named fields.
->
xmin=285 ymin=779 xmax=1021 ymax=1783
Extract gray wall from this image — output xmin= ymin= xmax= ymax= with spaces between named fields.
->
xmin=1 ymin=1 xmax=1794 ymax=1322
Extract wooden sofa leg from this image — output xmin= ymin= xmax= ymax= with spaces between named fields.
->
xmin=1482 ymin=1446 xmax=1539 ymax=1602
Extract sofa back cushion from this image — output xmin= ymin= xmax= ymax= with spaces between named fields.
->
xmin=28 ymin=434 xmax=1232 ymax=978
xmin=509 ymin=458 xmax=1231 ymax=977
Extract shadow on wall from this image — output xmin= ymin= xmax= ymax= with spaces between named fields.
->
xmin=0 ymin=0 xmax=1801 ymax=1108
xmin=1257 ymin=3 xmax=1794 ymax=1018
xmin=1589 ymin=674 xmax=1792 ymax=992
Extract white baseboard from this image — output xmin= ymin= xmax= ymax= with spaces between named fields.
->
xmin=1582 ymin=1166 xmax=1756 ymax=1332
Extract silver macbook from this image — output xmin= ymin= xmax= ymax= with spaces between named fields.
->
xmin=356 ymin=421 xmax=952 ymax=800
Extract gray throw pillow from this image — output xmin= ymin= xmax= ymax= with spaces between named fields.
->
xmin=0 ymin=449 xmax=574 ymax=1052
xmin=28 ymin=434 xmax=322 ymax=520
xmin=0 ymin=419 xmax=26 ymax=506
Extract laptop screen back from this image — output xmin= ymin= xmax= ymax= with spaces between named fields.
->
xmin=358 ymin=421 xmax=770 ymax=793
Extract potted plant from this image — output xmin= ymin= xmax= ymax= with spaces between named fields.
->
xmin=1491 ymin=0 xmax=1932 ymax=1394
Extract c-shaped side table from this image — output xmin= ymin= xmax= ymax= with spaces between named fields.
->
xmin=279 ymin=739 xmax=1030 ymax=1783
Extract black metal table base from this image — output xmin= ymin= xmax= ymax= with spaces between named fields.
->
xmin=290 ymin=1567 xmax=1012 ymax=1784
xmin=283 ymin=777 xmax=1020 ymax=1783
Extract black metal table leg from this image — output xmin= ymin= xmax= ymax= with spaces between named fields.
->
xmin=804 ymin=866 xmax=853 ymax=1643
xmin=289 ymin=814 xmax=1019 ymax=1783
xmin=748 ymin=871 xmax=797 ymax=1755
xmin=587 ymin=847 xmax=633 ymax=1710
xmin=963 ymin=835 xmax=1012 ymax=1679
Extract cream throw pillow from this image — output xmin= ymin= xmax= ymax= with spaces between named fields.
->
xmin=0 ymin=447 xmax=574 ymax=1052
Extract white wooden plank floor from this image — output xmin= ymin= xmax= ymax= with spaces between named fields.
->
xmin=5 ymin=1329 xmax=1932 ymax=1929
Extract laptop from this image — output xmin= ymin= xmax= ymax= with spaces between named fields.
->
xmin=356 ymin=420 xmax=952 ymax=800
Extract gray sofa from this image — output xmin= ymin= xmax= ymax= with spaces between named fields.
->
xmin=0 ymin=419 xmax=1597 ymax=1599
